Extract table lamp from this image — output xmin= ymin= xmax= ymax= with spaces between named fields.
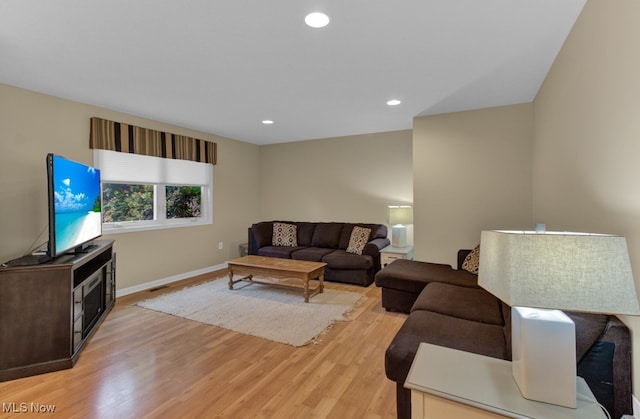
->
xmin=388 ymin=205 xmax=413 ymax=248
xmin=478 ymin=230 xmax=640 ymax=409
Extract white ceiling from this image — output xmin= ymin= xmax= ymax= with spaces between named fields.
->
xmin=0 ymin=1 xmax=586 ymax=145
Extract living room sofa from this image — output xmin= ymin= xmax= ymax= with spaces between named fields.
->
xmin=248 ymin=221 xmax=390 ymax=286
xmin=375 ymin=249 xmax=480 ymax=313
xmin=376 ymin=250 xmax=633 ymax=419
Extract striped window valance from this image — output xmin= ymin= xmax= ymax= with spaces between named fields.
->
xmin=89 ymin=117 xmax=217 ymax=165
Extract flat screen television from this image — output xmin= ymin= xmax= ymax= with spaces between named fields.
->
xmin=46 ymin=153 xmax=102 ymax=258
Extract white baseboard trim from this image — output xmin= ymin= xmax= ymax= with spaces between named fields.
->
xmin=633 ymin=394 xmax=639 ymax=418
xmin=116 ymin=262 xmax=228 ymax=297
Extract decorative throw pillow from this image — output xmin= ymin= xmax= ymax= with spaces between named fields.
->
xmin=461 ymin=244 xmax=480 ymax=274
xmin=272 ymin=222 xmax=297 ymax=247
xmin=346 ymin=226 xmax=371 ymax=255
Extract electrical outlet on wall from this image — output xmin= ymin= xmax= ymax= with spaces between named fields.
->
xmin=218 ymin=241 xmax=224 ymax=250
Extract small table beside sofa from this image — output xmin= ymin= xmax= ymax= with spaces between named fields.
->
xmin=406 ymin=343 xmax=607 ymax=418
xmin=375 ymin=248 xmax=633 ymax=419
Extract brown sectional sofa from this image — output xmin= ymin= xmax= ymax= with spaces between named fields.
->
xmin=375 ymin=250 xmax=633 ymax=419
xmin=374 ymin=250 xmax=479 ymax=313
xmin=248 ymin=221 xmax=390 ymax=286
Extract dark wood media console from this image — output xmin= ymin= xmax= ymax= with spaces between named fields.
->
xmin=0 ymin=240 xmax=116 ymax=381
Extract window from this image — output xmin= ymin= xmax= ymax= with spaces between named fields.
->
xmin=94 ymin=150 xmax=212 ymax=233
xmin=102 ymin=183 xmax=154 ymax=222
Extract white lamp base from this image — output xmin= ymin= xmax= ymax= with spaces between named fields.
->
xmin=511 ymin=307 xmax=576 ymax=408
xmin=391 ymin=225 xmax=408 ymax=248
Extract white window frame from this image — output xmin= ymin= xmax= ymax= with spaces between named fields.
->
xmin=94 ymin=149 xmax=213 ymax=234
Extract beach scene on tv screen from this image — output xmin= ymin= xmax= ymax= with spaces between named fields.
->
xmin=53 ymin=156 xmax=101 ymax=253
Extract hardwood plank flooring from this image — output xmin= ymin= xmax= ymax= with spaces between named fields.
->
xmin=0 ymin=271 xmax=407 ymax=418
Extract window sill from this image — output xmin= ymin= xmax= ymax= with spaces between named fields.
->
xmin=103 ymin=219 xmax=211 ymax=235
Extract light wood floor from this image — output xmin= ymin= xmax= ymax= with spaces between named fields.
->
xmin=0 ymin=271 xmax=407 ymax=418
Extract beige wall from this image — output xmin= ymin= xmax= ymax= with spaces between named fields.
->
xmin=412 ymin=104 xmax=534 ymax=266
xmin=258 ymin=130 xmax=413 ymax=229
xmin=0 ymin=83 xmax=260 ymax=290
xmin=533 ymin=0 xmax=640 ymax=390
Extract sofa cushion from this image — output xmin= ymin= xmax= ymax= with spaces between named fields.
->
xmin=346 ymin=226 xmax=371 ymax=255
xmin=251 ymin=222 xmax=274 ymax=248
xmin=385 ymin=310 xmax=506 ymax=383
xmin=311 ymin=223 xmax=344 ymax=248
xmin=291 ymin=247 xmax=335 ymax=262
xmin=295 ymin=222 xmax=316 ymax=247
xmin=565 ymin=311 xmax=609 ymax=362
xmin=412 ymin=283 xmax=504 ymax=326
xmin=272 ymin=222 xmax=297 ymax=246
xmin=461 ymin=244 xmax=480 ymax=274
xmin=375 ymin=259 xmax=478 ymax=293
xmin=257 ymin=246 xmax=306 ymax=259
xmin=322 ymin=250 xmax=373 ymax=270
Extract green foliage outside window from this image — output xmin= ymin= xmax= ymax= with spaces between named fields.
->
xmin=102 ymin=184 xmax=153 ymax=222
xmin=166 ymin=186 xmax=201 ymax=219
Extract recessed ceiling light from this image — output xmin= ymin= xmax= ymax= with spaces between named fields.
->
xmin=387 ymin=99 xmax=402 ymax=106
xmin=305 ymin=12 xmax=330 ymax=28
xmin=262 ymin=120 xmax=274 ymax=125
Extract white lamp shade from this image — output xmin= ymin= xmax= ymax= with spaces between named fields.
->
xmin=478 ymin=230 xmax=640 ymax=315
xmin=388 ymin=206 xmax=413 ymax=226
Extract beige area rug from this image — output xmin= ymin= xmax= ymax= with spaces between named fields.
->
xmin=136 ymin=278 xmax=365 ymax=347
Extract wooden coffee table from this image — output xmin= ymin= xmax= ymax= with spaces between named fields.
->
xmin=227 ymin=256 xmax=327 ymax=303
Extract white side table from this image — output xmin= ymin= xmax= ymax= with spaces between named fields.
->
xmin=405 ymin=343 xmax=606 ymax=419
xmin=381 ymin=245 xmax=413 ymax=266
